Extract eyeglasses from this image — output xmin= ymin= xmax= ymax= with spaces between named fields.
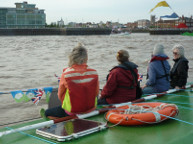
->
xmin=173 ymin=52 xmax=178 ymax=55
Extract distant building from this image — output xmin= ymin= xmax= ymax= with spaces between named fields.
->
xmin=0 ymin=1 xmax=46 ymax=28
xmin=150 ymin=15 xmax=156 ymax=26
xmin=68 ymin=22 xmax=77 ymax=27
xmin=125 ymin=22 xmax=138 ymax=29
xmin=137 ymin=19 xmax=150 ymax=28
xmin=156 ymin=19 xmax=177 ymax=28
xmin=106 ymin=21 xmax=113 ymax=28
xmin=178 ymin=15 xmax=193 ymax=28
xmin=57 ymin=18 xmax=64 ymax=27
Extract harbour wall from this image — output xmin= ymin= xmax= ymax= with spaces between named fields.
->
xmin=0 ymin=28 xmax=111 ymax=36
xmin=149 ymin=28 xmax=193 ymax=35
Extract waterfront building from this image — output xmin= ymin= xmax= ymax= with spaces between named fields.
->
xmin=178 ymin=15 xmax=193 ymax=28
xmin=125 ymin=22 xmax=138 ymax=29
xmin=57 ymin=18 xmax=64 ymax=27
xmin=150 ymin=15 xmax=156 ymax=26
xmin=137 ymin=19 xmax=150 ymax=29
xmin=0 ymin=1 xmax=46 ymax=28
xmin=155 ymin=19 xmax=177 ymax=28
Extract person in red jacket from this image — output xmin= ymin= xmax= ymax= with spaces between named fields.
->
xmin=44 ymin=44 xmax=99 ymax=119
xmin=98 ymin=50 xmax=138 ymax=105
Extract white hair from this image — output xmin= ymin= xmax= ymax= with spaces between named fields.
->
xmin=172 ymin=44 xmax=185 ymax=57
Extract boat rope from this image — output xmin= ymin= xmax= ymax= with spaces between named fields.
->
xmin=121 ymin=104 xmax=178 ymax=114
xmin=106 ymin=106 xmax=193 ymax=126
xmin=5 ymin=127 xmax=58 ymax=144
xmin=156 ymin=113 xmax=193 ymax=126
xmin=104 ymin=112 xmax=124 ymax=128
xmin=152 ymin=100 xmax=193 ymax=106
xmin=0 ymin=86 xmax=57 ymax=95
xmin=0 ymin=117 xmax=41 ymax=127
xmin=151 ymin=99 xmax=193 ymax=111
xmin=106 ymin=104 xmax=179 ymax=125
xmin=131 ymin=111 xmax=175 ymax=124
xmin=130 ymin=111 xmax=193 ymax=126
xmin=165 ymin=93 xmax=193 ymax=98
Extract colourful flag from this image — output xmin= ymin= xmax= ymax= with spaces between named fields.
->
xmin=55 ymin=74 xmax=61 ymax=83
xmin=44 ymin=87 xmax=53 ymax=103
xmin=31 ymin=89 xmax=44 ymax=105
xmin=26 ymin=88 xmax=37 ymax=102
xmin=11 ymin=90 xmax=25 ymax=102
xmin=138 ymin=74 xmax=143 ymax=82
xmin=150 ymin=1 xmax=171 ymax=13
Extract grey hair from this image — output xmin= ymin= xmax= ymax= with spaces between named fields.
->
xmin=68 ymin=43 xmax=88 ymax=67
xmin=172 ymin=44 xmax=185 ymax=57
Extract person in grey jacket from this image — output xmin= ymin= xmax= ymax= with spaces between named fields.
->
xmin=170 ymin=44 xmax=189 ymax=89
xmin=142 ymin=44 xmax=171 ymax=94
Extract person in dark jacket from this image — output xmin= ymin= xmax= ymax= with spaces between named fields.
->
xmin=142 ymin=44 xmax=170 ymax=94
xmin=170 ymin=44 xmax=189 ymax=89
xmin=98 ymin=50 xmax=138 ymax=105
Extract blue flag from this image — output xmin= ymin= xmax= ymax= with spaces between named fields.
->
xmin=11 ymin=90 xmax=25 ymax=102
xmin=44 ymin=87 xmax=53 ymax=103
xmin=26 ymin=88 xmax=37 ymax=102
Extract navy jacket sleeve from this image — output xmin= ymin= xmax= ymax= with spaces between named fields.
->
xmin=177 ymin=61 xmax=188 ymax=87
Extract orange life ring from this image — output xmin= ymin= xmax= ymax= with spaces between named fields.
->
xmin=105 ymin=102 xmax=178 ymax=126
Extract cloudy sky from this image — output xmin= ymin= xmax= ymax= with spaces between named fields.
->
xmin=1 ymin=0 xmax=192 ymax=24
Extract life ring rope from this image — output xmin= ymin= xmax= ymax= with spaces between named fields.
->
xmin=131 ymin=110 xmax=176 ymax=124
xmin=105 ymin=103 xmax=179 ymax=125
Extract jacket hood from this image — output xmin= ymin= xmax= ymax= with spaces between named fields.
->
xmin=119 ymin=61 xmax=138 ymax=70
xmin=150 ymin=54 xmax=169 ymax=62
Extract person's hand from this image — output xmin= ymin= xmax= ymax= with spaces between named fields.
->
xmin=141 ymin=85 xmax=147 ymax=89
xmin=175 ymin=86 xmax=180 ymax=89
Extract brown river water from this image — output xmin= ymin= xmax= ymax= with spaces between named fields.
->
xmin=0 ymin=33 xmax=193 ymax=126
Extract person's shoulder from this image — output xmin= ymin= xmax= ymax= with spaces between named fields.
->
xmin=63 ymin=67 xmax=76 ymax=74
xmin=86 ymin=67 xmax=98 ymax=75
xmin=87 ymin=66 xmax=97 ymax=71
xmin=125 ymin=61 xmax=138 ymax=69
xmin=110 ymin=67 xmax=123 ymax=74
xmin=180 ymin=57 xmax=189 ymax=63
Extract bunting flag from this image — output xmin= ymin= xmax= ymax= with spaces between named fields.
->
xmin=149 ymin=1 xmax=171 ymax=13
xmin=26 ymin=88 xmax=37 ymax=102
xmin=10 ymin=87 xmax=53 ymax=104
xmin=138 ymin=74 xmax=143 ymax=82
xmin=160 ymin=12 xmax=179 ymax=18
xmin=31 ymin=89 xmax=44 ymax=105
xmin=11 ymin=90 xmax=25 ymax=103
xmin=44 ymin=87 xmax=53 ymax=103
xmin=55 ymin=74 xmax=61 ymax=83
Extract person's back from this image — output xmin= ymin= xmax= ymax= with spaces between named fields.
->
xmin=147 ymin=55 xmax=170 ymax=92
xmin=44 ymin=44 xmax=99 ymax=119
xmin=142 ymin=44 xmax=170 ymax=94
xmin=98 ymin=50 xmax=138 ymax=105
xmin=59 ymin=64 xmax=98 ymax=113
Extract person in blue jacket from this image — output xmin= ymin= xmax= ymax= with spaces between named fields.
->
xmin=142 ymin=44 xmax=171 ymax=94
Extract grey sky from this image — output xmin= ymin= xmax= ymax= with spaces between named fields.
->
xmin=1 ymin=0 xmax=192 ymax=24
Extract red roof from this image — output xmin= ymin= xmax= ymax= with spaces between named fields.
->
xmin=176 ymin=23 xmax=188 ymax=28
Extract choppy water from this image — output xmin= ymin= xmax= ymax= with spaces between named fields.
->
xmin=0 ymin=33 xmax=193 ymax=91
xmin=0 ymin=33 xmax=193 ymax=125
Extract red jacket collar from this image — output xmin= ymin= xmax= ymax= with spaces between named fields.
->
xmin=150 ymin=56 xmax=169 ymax=62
